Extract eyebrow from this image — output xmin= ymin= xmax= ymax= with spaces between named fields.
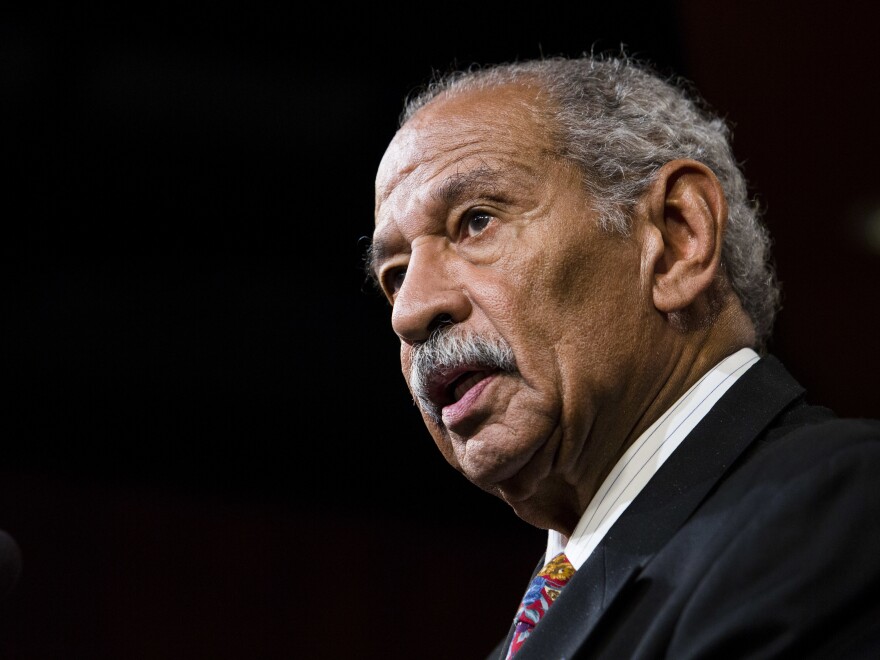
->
xmin=368 ymin=165 xmax=507 ymax=280
xmin=433 ymin=164 xmax=503 ymax=208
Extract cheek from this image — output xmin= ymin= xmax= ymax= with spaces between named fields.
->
xmin=495 ymin=248 xmax=590 ymax=343
xmin=499 ymin=235 xmax=645 ymax=375
xmin=543 ymin=233 xmax=642 ymax=322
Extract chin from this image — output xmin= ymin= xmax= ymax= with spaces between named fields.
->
xmin=456 ymin=438 xmax=538 ymax=494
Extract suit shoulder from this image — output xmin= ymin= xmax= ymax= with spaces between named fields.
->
xmin=748 ymin=403 xmax=880 ymax=474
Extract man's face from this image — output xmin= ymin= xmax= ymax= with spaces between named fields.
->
xmin=371 ymin=84 xmax=658 ymax=523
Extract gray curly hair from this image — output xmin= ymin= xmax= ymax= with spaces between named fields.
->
xmin=399 ymin=53 xmax=781 ymax=350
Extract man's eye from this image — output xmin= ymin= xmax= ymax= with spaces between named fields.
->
xmin=385 ymin=268 xmax=406 ymax=295
xmin=464 ymin=211 xmax=493 ymax=237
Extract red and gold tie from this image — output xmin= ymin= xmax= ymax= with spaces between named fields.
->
xmin=505 ymin=552 xmax=576 ymax=659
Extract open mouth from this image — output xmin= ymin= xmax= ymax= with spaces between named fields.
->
xmin=448 ymin=371 xmax=490 ymax=404
xmin=428 ymin=367 xmax=495 ymax=409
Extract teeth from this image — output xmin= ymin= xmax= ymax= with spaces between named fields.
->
xmin=452 ymin=372 xmax=486 ymax=403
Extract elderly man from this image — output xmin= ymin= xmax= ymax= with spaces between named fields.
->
xmin=368 ymin=54 xmax=880 ymax=658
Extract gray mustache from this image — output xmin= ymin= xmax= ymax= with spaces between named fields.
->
xmin=409 ymin=328 xmax=516 ymax=423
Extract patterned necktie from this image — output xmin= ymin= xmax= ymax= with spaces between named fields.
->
xmin=505 ymin=552 xmax=576 ymax=659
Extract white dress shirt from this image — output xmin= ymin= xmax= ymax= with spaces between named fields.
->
xmin=547 ymin=347 xmax=761 ymax=569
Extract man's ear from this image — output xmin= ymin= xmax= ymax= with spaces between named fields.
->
xmin=642 ymin=159 xmax=727 ymax=313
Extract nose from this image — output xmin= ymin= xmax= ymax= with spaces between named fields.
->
xmin=391 ymin=246 xmax=471 ymax=345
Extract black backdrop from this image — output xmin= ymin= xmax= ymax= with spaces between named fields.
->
xmin=2 ymin=2 xmax=879 ymax=658
xmin=4 ymin=2 xmax=690 ymax=514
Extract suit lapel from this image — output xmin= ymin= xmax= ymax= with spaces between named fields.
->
xmin=513 ymin=355 xmax=805 ymax=659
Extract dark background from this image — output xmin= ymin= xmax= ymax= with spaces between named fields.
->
xmin=2 ymin=2 xmax=879 ymax=658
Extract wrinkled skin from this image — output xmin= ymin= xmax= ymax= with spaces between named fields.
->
xmin=371 ymin=83 xmax=750 ymax=534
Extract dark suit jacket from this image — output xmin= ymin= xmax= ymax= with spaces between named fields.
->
xmin=487 ymin=355 xmax=880 ymax=659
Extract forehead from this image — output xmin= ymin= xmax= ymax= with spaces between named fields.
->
xmin=374 ymin=83 xmax=555 ymax=226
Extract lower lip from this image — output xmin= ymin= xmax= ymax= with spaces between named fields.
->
xmin=440 ymin=373 xmax=497 ymax=429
